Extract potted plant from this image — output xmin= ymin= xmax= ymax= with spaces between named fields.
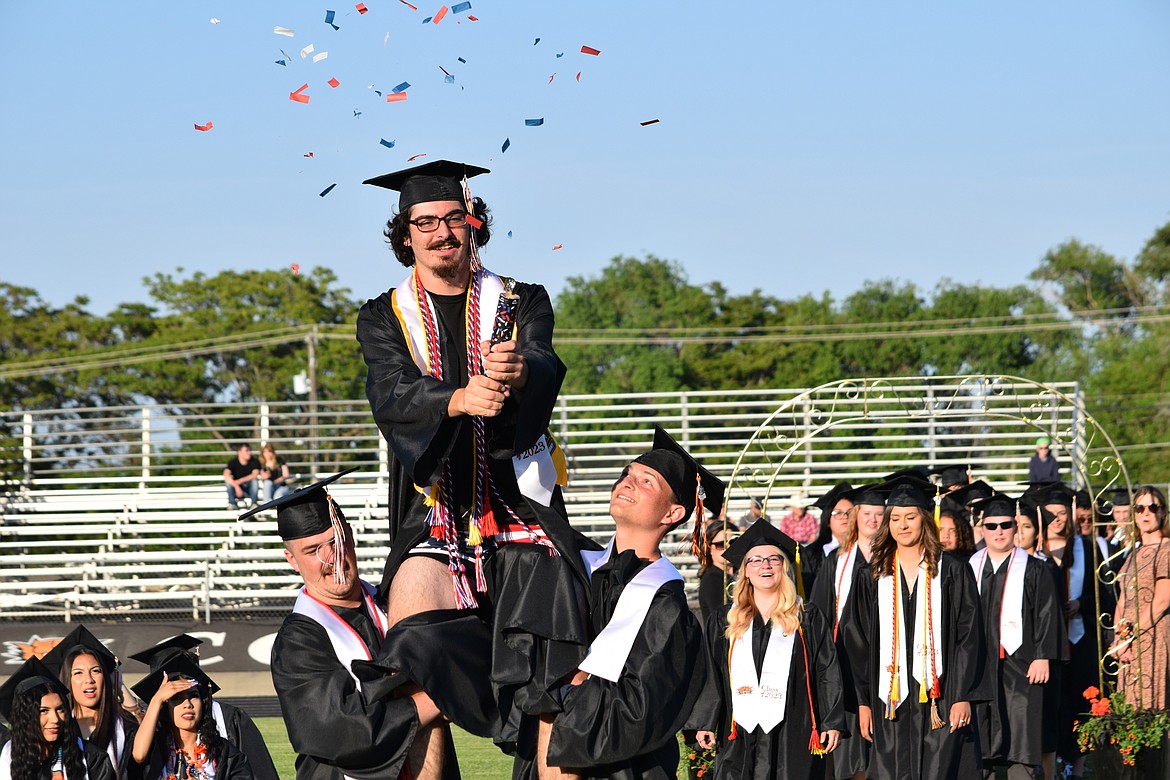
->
xmin=1075 ymin=686 xmax=1170 ymax=779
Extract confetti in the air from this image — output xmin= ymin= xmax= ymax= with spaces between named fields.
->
xmin=457 ymin=56 xmax=466 ymax=63
xmin=399 ymin=0 xmax=418 ymax=8
xmin=439 ymin=65 xmax=451 ymax=76
xmin=325 ymin=10 xmax=340 ymax=30
xmin=291 ymin=264 xmax=300 ymax=274
xmin=274 ymin=26 xmax=295 ymax=37
xmin=640 ymin=119 xmax=660 ymax=126
xmin=524 ymin=118 xmax=544 ymax=126
xmin=353 ymin=109 xmax=362 ymax=117
xmin=301 ymin=43 xmax=315 ymax=58
xmin=275 ymin=49 xmax=292 ymax=66
xmin=384 ymin=31 xmax=390 ymax=46
xmin=386 ymin=93 xmax=408 ymax=102
xmin=507 ymin=230 xmax=513 ymax=238
xmin=320 ymin=183 xmax=337 ymax=197
xmin=552 ymin=244 xmax=564 ymax=250
xmin=501 ymin=138 xmax=510 ymax=153
xmin=328 ymin=77 xmax=340 ymax=88
xmin=194 ymin=121 xmax=214 ymax=132
xmin=290 ymin=83 xmax=311 ymax=103
xmin=422 ymin=16 xmax=432 ymax=22
xmin=575 ymin=71 xmax=581 ymax=81
xmin=357 ymin=3 xmax=369 ymax=13
xmin=465 ymin=214 xmax=483 ymax=229
xmin=556 ymin=52 xmax=563 ymax=58
xmin=407 ymin=153 xmax=427 ymax=161
xmin=313 ymin=51 xmax=329 ymax=63
xmin=581 ymin=45 xmax=600 ymax=56
xmin=392 ymin=81 xmax=410 ymax=93
xmin=304 ymin=152 xmax=315 ymax=157
xmin=451 ymin=1 xmax=472 ymax=12
xmin=467 ymin=14 xmax=477 ymax=20
xmin=432 ymin=5 xmax=448 ymax=23
xmin=210 ymin=17 xmax=221 ymax=25
xmin=380 ymin=138 xmax=396 ymax=148
xmin=533 ymin=37 xmax=540 ymax=45
xmin=444 ymin=74 xmax=455 ymax=83
xmin=548 ymin=73 xmax=555 ymax=84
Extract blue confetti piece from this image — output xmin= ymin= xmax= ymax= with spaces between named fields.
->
xmin=458 ymin=57 xmax=466 ymax=63
xmin=525 ymin=118 xmax=544 ymax=126
xmin=444 ymin=74 xmax=455 ymax=84
xmin=354 ymin=109 xmax=362 ymax=117
xmin=501 ymin=138 xmax=510 ymax=153
xmin=380 ymin=138 xmax=395 ymax=149
xmin=324 ymin=10 xmax=339 ymax=29
xmin=392 ymin=81 xmax=410 ymax=93
xmin=556 ymin=52 xmax=563 ymax=58
xmin=422 ymin=16 xmax=432 ymax=23
xmin=319 ymin=183 xmax=337 ymax=197
xmin=533 ymin=37 xmax=540 ymax=45
xmin=374 ymin=90 xmax=383 ymax=96
xmin=451 ymin=1 xmax=472 ymax=12
xmin=507 ymin=230 xmax=513 ymax=238
xmin=276 ymin=58 xmax=287 ymax=66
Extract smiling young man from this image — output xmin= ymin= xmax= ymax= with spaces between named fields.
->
xmin=513 ymin=427 xmax=715 ymax=779
xmin=967 ymin=491 xmax=1065 ymax=780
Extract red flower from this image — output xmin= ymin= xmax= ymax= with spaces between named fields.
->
xmin=1083 ymin=686 xmax=1100 ymax=701
xmin=1091 ymin=697 xmax=1112 ymax=716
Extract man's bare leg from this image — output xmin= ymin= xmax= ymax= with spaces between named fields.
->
xmin=387 ymin=556 xmax=458 ymax=625
xmin=535 ymin=715 xmax=580 ymax=780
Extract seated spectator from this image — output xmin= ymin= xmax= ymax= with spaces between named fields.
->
xmin=1028 ymin=437 xmax=1060 ymax=483
xmin=737 ymin=496 xmax=767 ymax=530
xmin=257 ymin=443 xmax=291 ymax=502
xmin=223 ymin=443 xmax=260 ymax=510
xmin=777 ymin=494 xmax=818 ymax=545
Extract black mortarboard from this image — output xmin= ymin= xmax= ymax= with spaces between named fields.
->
xmin=723 ymin=520 xmax=799 ymax=571
xmin=949 ymin=479 xmax=995 ymax=507
xmin=812 ymin=482 xmax=853 ymax=512
xmin=874 ymin=475 xmax=937 ymax=510
xmin=0 ymin=656 xmax=70 ymax=721
xmin=929 ymin=464 xmax=971 ymax=488
xmin=41 ymin=625 xmax=118 ymax=678
xmin=882 ymin=466 xmax=933 ymax=483
xmin=631 ymin=427 xmax=725 ymax=521
xmin=1074 ymin=489 xmax=1092 ymax=509
xmin=1110 ymin=488 xmax=1131 ymax=508
xmin=969 ymin=490 xmax=1018 ymax=519
xmin=363 ymin=159 xmax=490 ymax=212
xmin=939 ymin=496 xmax=971 ymax=526
xmin=130 ymin=653 xmax=219 ymax=703
xmin=129 ymin=634 xmax=203 ymax=671
xmin=842 ymin=482 xmax=886 ymax=507
xmin=1024 ymin=481 xmax=1075 ymax=510
xmin=238 ymin=467 xmax=358 ymax=541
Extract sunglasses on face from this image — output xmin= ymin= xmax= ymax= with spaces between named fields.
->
xmin=710 ymin=541 xmax=726 ymax=549
xmin=1135 ymin=503 xmax=1162 ymax=515
xmin=983 ymin=520 xmax=1016 ymax=532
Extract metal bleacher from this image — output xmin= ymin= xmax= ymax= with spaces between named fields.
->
xmin=0 ymin=380 xmax=1084 ymax=622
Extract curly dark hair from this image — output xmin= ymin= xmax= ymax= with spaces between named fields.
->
xmin=870 ymin=503 xmax=943 ymax=580
xmin=384 ymin=197 xmax=493 ymax=267
xmin=159 ymin=686 xmax=224 ymax=768
xmin=10 ymin=682 xmax=87 ymax=780
xmin=941 ymin=506 xmax=976 ymax=558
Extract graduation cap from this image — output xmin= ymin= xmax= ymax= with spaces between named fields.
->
xmin=929 ymin=464 xmax=971 ymax=488
xmin=40 ymin=625 xmax=118 ymax=678
xmin=882 ymin=466 xmax=933 ymax=482
xmin=841 ymin=482 xmax=886 ymax=507
xmin=1106 ymin=488 xmax=1132 ymax=508
xmin=0 ymin=656 xmax=70 ymax=721
xmin=1024 ymin=481 xmax=1075 ymax=510
xmin=130 ymin=653 xmax=219 ymax=703
xmin=875 ymin=475 xmax=937 ymax=510
xmin=938 ymin=495 xmax=971 ymax=526
xmin=948 ymin=479 xmax=995 ymax=508
xmin=723 ymin=519 xmax=799 ymax=571
xmin=238 ymin=467 xmax=357 ymax=541
xmin=363 ymin=159 xmax=490 ymax=212
xmin=129 ymin=634 xmax=203 ymax=671
xmin=969 ymin=490 xmax=1018 ymax=519
xmin=812 ymin=482 xmax=853 ymax=512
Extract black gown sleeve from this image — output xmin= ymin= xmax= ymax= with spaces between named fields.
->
xmin=216 ymin=741 xmax=256 ymax=780
xmin=808 ymin=549 xmax=838 ymax=618
xmin=221 ymin=702 xmax=279 ymax=780
xmin=803 ymin=603 xmax=847 ymax=733
xmin=843 ymin=566 xmax=877 ymax=707
xmin=1028 ymin=557 xmax=1066 ymax=661
xmin=270 ymin=614 xmax=418 ymax=774
xmin=684 ymin=607 xmax=729 ymax=733
xmin=943 ymin=555 xmax=991 ymax=704
xmin=547 ymin=583 xmax=708 ymax=768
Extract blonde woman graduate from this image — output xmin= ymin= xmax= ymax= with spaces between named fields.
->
xmin=690 ymin=521 xmax=845 ymax=780
xmin=843 ymin=476 xmax=990 ymax=780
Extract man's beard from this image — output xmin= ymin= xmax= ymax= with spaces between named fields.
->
xmin=426 ymin=237 xmax=467 ymax=281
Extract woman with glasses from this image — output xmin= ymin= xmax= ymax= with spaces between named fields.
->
xmin=844 ymin=476 xmax=988 ymax=780
xmin=1111 ymin=485 xmax=1170 ymax=710
xmin=698 ymin=519 xmax=737 ymax=624
xmin=691 ymin=520 xmax=844 ymax=780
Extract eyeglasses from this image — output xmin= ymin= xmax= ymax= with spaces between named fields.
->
xmin=1135 ymin=503 xmax=1162 ymax=515
xmin=710 ymin=541 xmax=726 ymax=549
xmin=746 ymin=554 xmax=784 ymax=568
xmin=830 ymin=510 xmax=850 ymax=518
xmin=983 ymin=520 xmax=1016 ymax=532
xmin=313 ymin=535 xmax=342 ymax=565
xmin=408 ymin=210 xmax=469 ymax=232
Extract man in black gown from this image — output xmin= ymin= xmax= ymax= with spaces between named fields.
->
xmin=357 ymin=160 xmax=592 ymax=752
xmin=513 ymin=427 xmax=714 ymax=779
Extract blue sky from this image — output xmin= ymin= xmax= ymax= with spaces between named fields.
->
xmin=2 ymin=1 xmax=1168 ymax=316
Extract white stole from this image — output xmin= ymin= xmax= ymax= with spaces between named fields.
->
xmin=876 ymin=561 xmax=943 ymax=708
xmin=729 ymin=620 xmax=796 ymax=734
xmin=834 ymin=546 xmax=858 ymax=624
xmin=970 ymin=547 xmax=1027 ymax=655
xmin=578 ymin=538 xmax=683 ymax=683
xmin=1067 ymin=535 xmax=1086 ymax=644
xmin=390 ymin=268 xmax=564 ymax=507
xmin=212 ymin=700 xmax=229 ymax=740
xmin=291 ymin=580 xmax=388 ymax=688
xmin=107 ymin=716 xmax=125 ymax=770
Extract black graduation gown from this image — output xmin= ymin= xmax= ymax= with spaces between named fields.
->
xmin=92 ymin=712 xmax=139 ymax=780
xmin=357 ymin=280 xmax=593 ymax=745
xmin=844 ymin=554 xmax=989 ymax=780
xmin=270 ymin=610 xmax=422 ymax=780
xmin=689 ymin=604 xmax=845 ymax=780
xmin=808 ymin=548 xmax=871 ymax=779
xmin=132 ymin=739 xmax=253 ymax=780
xmin=514 ymin=570 xmax=708 ymax=779
xmin=40 ymin=741 xmax=116 ymax=780
xmin=214 ymin=701 xmax=278 ymax=780
xmin=971 ymin=552 xmax=1066 ymax=767
xmin=697 ymin=566 xmax=733 ymax=625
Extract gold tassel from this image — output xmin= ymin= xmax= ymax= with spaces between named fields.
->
xmin=933 ymin=485 xmax=941 ymax=529
xmin=795 ymin=543 xmax=805 ymax=599
xmin=885 ymin=692 xmax=898 ymax=721
xmin=467 ymin=523 xmax=482 ymax=546
xmin=930 ymin=699 xmax=946 ymax=730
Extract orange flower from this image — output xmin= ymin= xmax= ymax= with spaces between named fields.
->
xmin=1083 ymin=686 xmax=1100 ymax=701
xmin=1091 ymin=697 xmax=1111 ymax=716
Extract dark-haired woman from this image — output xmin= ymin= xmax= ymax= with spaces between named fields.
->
xmin=698 ymin=520 xmax=737 ymax=624
xmin=130 ymin=661 xmax=253 ymax=780
xmin=0 ymin=657 xmax=114 ymax=780
xmin=844 ymin=479 xmax=988 ymax=780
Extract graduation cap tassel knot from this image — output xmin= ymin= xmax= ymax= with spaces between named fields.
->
xmin=690 ymin=474 xmax=707 ymax=560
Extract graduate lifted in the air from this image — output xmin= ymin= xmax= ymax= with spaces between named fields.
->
xmin=843 ymin=476 xmax=991 ymax=780
xmin=691 ymin=520 xmax=845 ymax=780
xmin=513 ymin=427 xmax=711 ymax=780
xmin=966 ymin=491 xmax=1066 ymax=780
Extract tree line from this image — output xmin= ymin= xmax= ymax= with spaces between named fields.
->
xmin=2 ymin=220 xmax=1168 ymax=480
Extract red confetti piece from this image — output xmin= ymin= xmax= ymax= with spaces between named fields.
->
xmin=356 ymin=2 xmax=368 ymax=12
xmin=194 ymin=121 xmax=213 ymax=131
xmin=290 ymin=83 xmax=310 ymax=103
xmin=291 ymin=264 xmax=300 ymax=275
xmin=640 ymin=119 xmax=660 ymax=126
xmin=548 ymin=73 xmax=555 ymax=84
xmin=399 ymin=0 xmax=418 ymax=8
xmin=581 ymin=45 xmax=600 ymax=56
xmin=464 ymin=214 xmax=483 ymax=229
xmin=552 ymin=244 xmax=563 ymax=250
xmin=386 ymin=92 xmax=408 ymax=102
xmin=439 ymin=65 xmax=451 ymax=76
xmin=575 ymin=71 xmax=581 ymax=82
xmin=328 ymin=77 xmax=340 ymax=88
xmin=467 ymin=14 xmax=477 ymax=20
xmin=407 ymin=153 xmax=427 ymax=161
xmin=304 ymin=152 xmax=315 ymax=158
xmin=432 ymin=5 xmax=448 ymax=23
